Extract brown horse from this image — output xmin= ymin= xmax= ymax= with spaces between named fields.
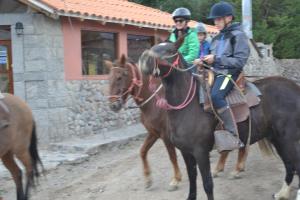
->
xmin=139 ymin=38 xmax=300 ymax=200
xmin=0 ymin=93 xmax=43 ymax=200
xmin=212 ymin=146 xmax=249 ymax=178
xmin=106 ymin=55 xmax=182 ymax=191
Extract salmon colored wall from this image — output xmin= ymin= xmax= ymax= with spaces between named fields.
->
xmin=62 ymin=17 xmax=169 ymax=80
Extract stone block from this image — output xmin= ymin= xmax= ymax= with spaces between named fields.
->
xmin=24 ymin=72 xmax=46 ymax=81
xmin=27 ymin=99 xmax=48 ymax=109
xmin=25 ymin=80 xmax=48 ymax=99
xmin=23 ymin=35 xmax=45 ymax=46
xmin=13 ymin=81 xmax=25 ymax=100
xmin=13 ymin=73 xmax=24 ymax=82
xmin=25 ymin=59 xmax=47 ymax=72
xmin=32 ymin=109 xmax=49 ymax=126
xmin=47 ymin=72 xmax=64 ymax=80
xmin=46 ymin=58 xmax=64 ymax=72
xmin=47 ymin=80 xmax=68 ymax=96
xmin=24 ymin=47 xmax=47 ymax=61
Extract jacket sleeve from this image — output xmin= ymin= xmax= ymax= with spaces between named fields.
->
xmin=204 ymin=42 xmax=210 ymax=56
xmin=214 ymin=32 xmax=250 ymax=70
xmin=168 ymin=32 xmax=176 ymax=43
xmin=183 ymin=31 xmax=199 ymax=63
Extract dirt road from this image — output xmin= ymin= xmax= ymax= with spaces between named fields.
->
xmin=0 ymin=136 xmax=298 ymax=200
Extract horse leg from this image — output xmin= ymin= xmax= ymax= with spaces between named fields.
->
xmin=140 ymin=133 xmax=158 ymax=189
xmin=196 ymin=150 xmax=214 ymax=200
xmin=17 ymin=151 xmax=34 ymax=200
xmin=162 ymin=136 xmax=182 ymax=191
xmin=230 ymin=147 xmax=249 ymax=179
xmin=272 ymin=140 xmax=294 ymax=200
xmin=290 ymin=142 xmax=300 ymax=200
xmin=212 ymin=151 xmax=229 ymax=177
xmin=181 ymin=151 xmax=197 ymax=200
xmin=2 ymin=152 xmax=25 ymax=200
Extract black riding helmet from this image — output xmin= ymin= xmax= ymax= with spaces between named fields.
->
xmin=172 ymin=7 xmax=191 ymax=20
xmin=207 ymin=1 xmax=235 ymax=19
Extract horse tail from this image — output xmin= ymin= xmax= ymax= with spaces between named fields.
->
xmin=29 ymin=120 xmax=44 ymax=185
xmin=257 ymin=138 xmax=277 ymax=157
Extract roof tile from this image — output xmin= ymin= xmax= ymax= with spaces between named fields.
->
xmin=35 ymin=0 xmax=218 ymax=33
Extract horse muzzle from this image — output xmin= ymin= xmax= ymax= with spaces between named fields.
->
xmin=109 ymin=99 xmax=123 ymax=112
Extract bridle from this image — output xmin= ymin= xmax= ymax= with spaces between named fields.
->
xmin=108 ymin=62 xmax=143 ymax=103
xmin=152 ymin=52 xmax=181 ymax=78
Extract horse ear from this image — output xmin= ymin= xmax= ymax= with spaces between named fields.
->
xmin=104 ymin=60 xmax=113 ymax=70
xmin=120 ymin=54 xmax=126 ymax=67
xmin=174 ymin=35 xmax=185 ymax=50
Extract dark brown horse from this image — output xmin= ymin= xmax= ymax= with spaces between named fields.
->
xmin=0 ymin=93 xmax=43 ymax=200
xmin=139 ymin=39 xmax=300 ymax=200
xmin=106 ymin=56 xmax=182 ymax=191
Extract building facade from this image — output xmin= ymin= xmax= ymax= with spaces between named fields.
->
xmin=0 ymin=0 xmax=219 ymax=144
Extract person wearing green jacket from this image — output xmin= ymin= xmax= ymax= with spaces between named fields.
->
xmin=169 ymin=7 xmax=199 ymax=64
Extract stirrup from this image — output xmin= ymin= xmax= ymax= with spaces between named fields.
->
xmin=214 ymin=130 xmax=243 ymax=153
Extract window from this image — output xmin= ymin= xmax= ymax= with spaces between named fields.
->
xmin=81 ymin=30 xmax=117 ymax=75
xmin=127 ymin=34 xmax=154 ymax=63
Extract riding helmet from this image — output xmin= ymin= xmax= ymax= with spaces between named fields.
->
xmin=195 ymin=22 xmax=207 ymax=34
xmin=172 ymin=7 xmax=191 ymax=20
xmin=207 ymin=1 xmax=235 ymax=19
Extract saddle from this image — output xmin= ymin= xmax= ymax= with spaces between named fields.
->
xmin=200 ymin=70 xmax=261 ymax=123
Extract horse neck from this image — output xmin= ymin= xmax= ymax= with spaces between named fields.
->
xmin=128 ymin=64 xmax=158 ymax=111
xmin=162 ymin=69 xmax=197 ymax=107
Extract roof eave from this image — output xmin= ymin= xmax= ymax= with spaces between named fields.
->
xmin=19 ymin=0 xmax=172 ymax=31
xmin=59 ymin=12 xmax=172 ymax=31
xmin=19 ymin=0 xmax=59 ymax=19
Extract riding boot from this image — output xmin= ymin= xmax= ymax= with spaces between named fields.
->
xmin=214 ymin=106 xmax=244 ymax=152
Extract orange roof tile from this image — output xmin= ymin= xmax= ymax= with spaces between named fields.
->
xmin=21 ymin=0 xmax=218 ymax=33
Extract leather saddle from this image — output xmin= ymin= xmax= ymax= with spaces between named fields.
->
xmin=201 ymin=70 xmax=261 ymax=123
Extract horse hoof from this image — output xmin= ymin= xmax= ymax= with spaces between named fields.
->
xmin=229 ymin=171 xmax=242 ymax=179
xmin=272 ymin=182 xmax=291 ymax=200
xmin=144 ymin=177 xmax=153 ymax=190
xmin=272 ymin=193 xmax=289 ymax=200
xmin=168 ymin=184 xmax=178 ymax=192
xmin=168 ymin=178 xmax=179 ymax=191
xmin=212 ymin=169 xmax=223 ymax=178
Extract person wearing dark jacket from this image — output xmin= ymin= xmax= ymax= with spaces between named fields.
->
xmin=202 ymin=1 xmax=250 ymax=152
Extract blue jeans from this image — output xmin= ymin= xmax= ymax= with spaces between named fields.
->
xmin=211 ymin=72 xmax=240 ymax=109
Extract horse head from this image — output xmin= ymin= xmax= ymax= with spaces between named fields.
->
xmin=106 ymin=55 xmax=135 ymax=112
xmin=139 ymin=36 xmax=185 ymax=78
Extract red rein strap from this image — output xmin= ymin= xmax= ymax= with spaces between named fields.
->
xmin=151 ymin=54 xmax=197 ymax=110
xmin=160 ymin=55 xmax=180 ymax=78
xmin=155 ymin=75 xmax=197 ymax=110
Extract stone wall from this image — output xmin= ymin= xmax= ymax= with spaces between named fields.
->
xmin=277 ymin=59 xmax=300 ymax=84
xmin=66 ymin=80 xmax=140 ymax=140
xmin=244 ymin=42 xmax=282 ymax=77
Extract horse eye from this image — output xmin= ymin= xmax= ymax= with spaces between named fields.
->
xmin=117 ymin=76 xmax=122 ymax=81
